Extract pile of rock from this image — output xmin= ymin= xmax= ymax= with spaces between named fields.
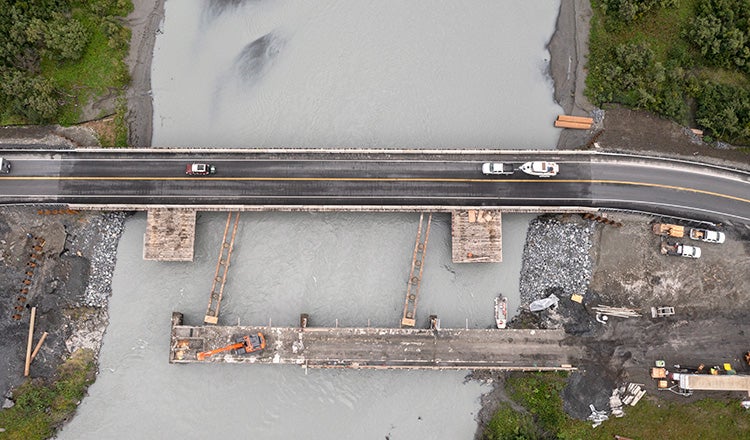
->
xmin=519 ymin=216 xmax=595 ymax=307
xmin=66 ymin=212 xmax=127 ymax=308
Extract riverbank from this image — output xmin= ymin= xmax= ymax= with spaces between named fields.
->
xmin=0 ymin=209 xmax=126 ymax=425
xmin=124 ymin=0 xmax=165 ymax=148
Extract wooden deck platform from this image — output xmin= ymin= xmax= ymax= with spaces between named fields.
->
xmin=170 ymin=313 xmax=582 ymax=370
xmin=143 ymin=208 xmax=197 ymax=261
xmin=451 ymin=210 xmax=502 ymax=263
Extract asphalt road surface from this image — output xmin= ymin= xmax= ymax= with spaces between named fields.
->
xmin=0 ymin=149 xmax=747 ymax=225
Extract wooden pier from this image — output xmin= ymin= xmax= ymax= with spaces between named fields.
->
xmin=170 ymin=313 xmax=582 ymax=370
xmin=143 ymin=208 xmax=197 ymax=261
xmin=204 ymin=212 xmax=241 ymax=324
xmin=451 ymin=210 xmax=503 ymax=263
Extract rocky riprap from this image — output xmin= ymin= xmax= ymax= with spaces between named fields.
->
xmin=66 ymin=212 xmax=127 ymax=308
xmin=518 ymin=216 xmax=595 ymax=309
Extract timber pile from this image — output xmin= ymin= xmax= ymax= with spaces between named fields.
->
xmin=554 ymin=114 xmax=593 ymax=130
xmin=591 ymin=305 xmax=642 ymax=318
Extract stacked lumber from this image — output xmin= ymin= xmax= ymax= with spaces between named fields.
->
xmin=555 ymin=114 xmax=593 ymax=130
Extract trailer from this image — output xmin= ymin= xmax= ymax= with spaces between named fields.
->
xmin=671 ymin=372 xmax=750 ymax=396
xmin=652 ymin=223 xmax=684 ymax=238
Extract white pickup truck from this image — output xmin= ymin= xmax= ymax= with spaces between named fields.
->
xmin=481 ymin=162 xmax=514 ymax=175
xmin=661 ymin=241 xmax=701 ymax=259
xmin=689 ymin=228 xmax=725 ymax=244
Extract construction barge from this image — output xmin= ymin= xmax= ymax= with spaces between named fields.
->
xmin=170 ymin=312 xmax=582 ymax=370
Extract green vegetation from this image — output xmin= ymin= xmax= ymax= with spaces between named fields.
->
xmin=587 ymin=0 xmax=750 ymax=146
xmin=485 ymin=403 xmax=537 ymax=440
xmin=483 ymin=372 xmax=750 ymax=440
xmin=0 ymin=0 xmax=132 ymax=134
xmin=484 ymin=372 xmax=569 ymax=440
xmin=0 ymin=349 xmax=96 ymax=440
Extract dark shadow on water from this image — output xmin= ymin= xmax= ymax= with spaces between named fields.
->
xmin=210 ymin=31 xmax=285 ymax=122
xmin=234 ymin=32 xmax=285 ymax=81
xmin=205 ymin=0 xmax=255 ymax=20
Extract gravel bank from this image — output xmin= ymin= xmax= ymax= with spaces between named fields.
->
xmin=518 ymin=216 xmax=595 ymax=309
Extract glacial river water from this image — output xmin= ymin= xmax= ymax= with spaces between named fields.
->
xmin=59 ymin=1 xmax=562 ymax=438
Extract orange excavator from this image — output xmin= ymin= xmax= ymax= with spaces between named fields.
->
xmin=196 ymin=333 xmax=266 ymax=361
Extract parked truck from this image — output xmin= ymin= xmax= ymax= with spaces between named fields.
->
xmin=652 ymin=223 xmax=684 ymax=238
xmin=689 ymin=228 xmax=725 ymax=244
xmin=661 ymin=241 xmax=701 ymax=258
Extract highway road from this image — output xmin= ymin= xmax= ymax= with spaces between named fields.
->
xmin=0 ymin=149 xmax=747 ymax=225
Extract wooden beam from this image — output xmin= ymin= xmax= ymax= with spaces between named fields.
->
xmin=24 ymin=306 xmax=36 ymax=377
xmin=557 ymin=114 xmax=594 ymax=124
xmin=30 ymin=331 xmax=48 ymax=363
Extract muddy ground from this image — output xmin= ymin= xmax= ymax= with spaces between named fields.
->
xmin=566 ymin=214 xmax=750 ymax=418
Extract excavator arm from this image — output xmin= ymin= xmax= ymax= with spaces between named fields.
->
xmin=197 ymin=341 xmax=244 ymax=361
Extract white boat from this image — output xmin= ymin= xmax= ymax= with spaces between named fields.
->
xmin=494 ymin=296 xmax=507 ymax=329
xmin=519 ymin=161 xmax=559 ymax=177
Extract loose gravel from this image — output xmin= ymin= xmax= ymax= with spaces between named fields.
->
xmin=66 ymin=212 xmax=127 ymax=308
xmin=518 ymin=216 xmax=595 ymax=308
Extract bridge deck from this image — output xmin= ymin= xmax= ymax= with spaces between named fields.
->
xmin=170 ymin=313 xmax=582 ymax=370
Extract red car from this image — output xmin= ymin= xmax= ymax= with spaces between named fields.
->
xmin=185 ymin=163 xmax=216 ymax=175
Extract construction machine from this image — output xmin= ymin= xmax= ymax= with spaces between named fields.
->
xmin=196 ymin=333 xmax=266 ymax=361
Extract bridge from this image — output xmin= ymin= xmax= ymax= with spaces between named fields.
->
xmin=0 ymin=148 xmax=745 ymax=221
xmin=3 ymin=147 xmax=747 ymax=370
xmin=2 ymin=147 xmax=746 ymax=261
xmin=169 ymin=313 xmax=583 ymax=371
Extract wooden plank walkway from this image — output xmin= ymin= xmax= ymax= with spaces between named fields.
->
xmin=143 ymin=208 xmax=196 ymax=261
xmin=401 ymin=213 xmax=431 ymax=327
xmin=451 ymin=210 xmax=502 ymax=263
xmin=204 ymin=212 xmax=240 ymax=324
xmin=170 ymin=313 xmax=582 ymax=370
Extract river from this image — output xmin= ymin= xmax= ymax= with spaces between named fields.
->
xmin=59 ymin=1 xmax=562 ymax=438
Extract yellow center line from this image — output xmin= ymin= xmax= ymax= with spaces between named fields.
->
xmin=4 ymin=176 xmax=749 ymax=204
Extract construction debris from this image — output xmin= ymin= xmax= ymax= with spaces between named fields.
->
xmin=610 ymin=384 xmax=646 ymax=417
xmin=620 ymin=383 xmax=646 ymax=406
xmin=530 ymin=294 xmax=559 ymax=312
xmin=591 ymin=305 xmax=642 ymax=319
xmin=587 ymin=404 xmax=609 ymax=428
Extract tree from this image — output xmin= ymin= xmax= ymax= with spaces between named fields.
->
xmin=689 ymin=0 xmax=750 ymax=73
xmin=43 ymin=13 xmax=88 ymax=61
xmin=696 ymin=81 xmax=750 ymax=142
xmin=0 ymin=69 xmax=59 ymax=122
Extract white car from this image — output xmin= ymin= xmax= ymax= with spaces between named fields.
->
xmin=481 ymin=162 xmax=514 ymax=175
xmin=519 ymin=161 xmax=559 ymax=177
